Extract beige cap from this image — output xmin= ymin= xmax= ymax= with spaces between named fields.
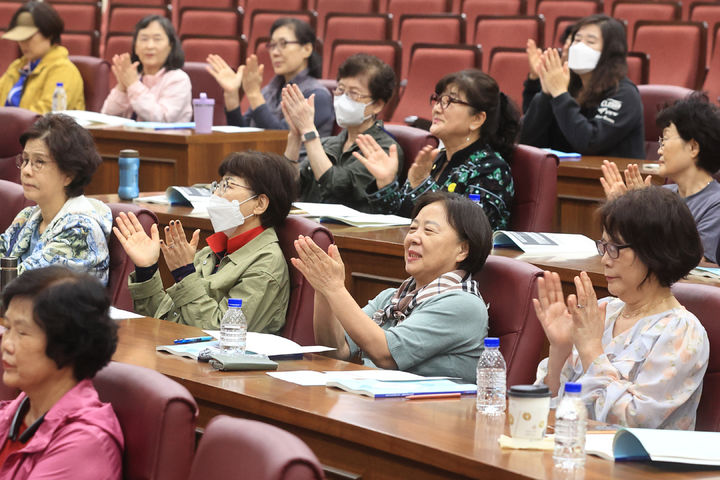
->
xmin=2 ymin=12 xmax=39 ymax=42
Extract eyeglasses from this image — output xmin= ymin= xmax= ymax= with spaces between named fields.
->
xmin=210 ymin=178 xmax=253 ymax=196
xmin=267 ymin=39 xmax=301 ymax=51
xmin=429 ymin=93 xmax=472 ymax=111
xmin=595 ymin=239 xmax=632 ymax=259
xmin=657 ymin=135 xmax=681 ymax=150
xmin=334 ymin=85 xmax=372 ymax=103
xmin=16 ymin=155 xmax=49 ymax=173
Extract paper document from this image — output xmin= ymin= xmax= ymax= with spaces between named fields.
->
xmin=109 ymin=306 xmax=144 ymax=320
xmin=587 ymin=428 xmax=720 ymax=465
xmin=293 ymin=202 xmax=410 ymax=227
xmin=493 ymin=231 xmax=597 ymax=257
xmin=327 ymin=378 xmax=477 ymax=398
xmin=203 ymin=331 xmax=334 ymax=357
xmin=61 ymin=110 xmax=135 ymax=128
xmin=212 ymin=126 xmax=263 ymax=133
xmin=268 ymin=369 xmax=425 ymax=386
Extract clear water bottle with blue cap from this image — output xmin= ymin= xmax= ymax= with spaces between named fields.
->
xmin=51 ymin=82 xmax=67 ymax=112
xmin=220 ymin=298 xmax=247 ymax=355
xmin=553 ymin=382 xmax=587 ymax=469
xmin=476 ymin=337 xmax=506 ymax=414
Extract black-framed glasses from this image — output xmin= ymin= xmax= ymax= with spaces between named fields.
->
xmin=210 ymin=178 xmax=253 ymax=196
xmin=595 ymin=239 xmax=631 ymax=259
xmin=267 ymin=39 xmax=301 ymax=51
xmin=333 ymin=85 xmax=373 ymax=102
xmin=16 ymin=154 xmax=49 ymax=173
xmin=429 ymin=93 xmax=472 ymax=111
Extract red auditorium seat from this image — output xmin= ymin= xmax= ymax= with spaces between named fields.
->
xmin=322 ymin=13 xmax=392 ymax=77
xmin=474 ymin=15 xmax=543 ymax=71
xmin=69 ymin=55 xmax=111 ymax=112
xmin=182 ymin=37 xmax=245 ymax=66
xmin=178 ymin=7 xmax=242 ymax=39
xmin=327 ymin=40 xmax=401 ymax=86
xmin=398 ymin=14 xmax=465 ymax=80
xmin=171 ymin=0 xmax=239 ymax=28
xmin=536 ymin=0 xmax=600 ymax=48
xmin=0 ymin=107 xmax=39 ymax=184
xmin=690 ymin=2 xmax=720 ymax=66
xmin=703 ymin=25 xmax=720 ymax=105
xmin=488 ymin=47 xmax=529 ymax=113
xmin=386 ymin=0 xmax=450 ymax=40
xmin=462 ymin=0 xmax=526 ymax=41
xmin=509 ymin=144 xmax=559 ymax=232
xmin=637 ymin=84 xmax=693 ymax=160
xmin=314 ymin=0 xmax=377 ymax=38
xmin=242 ymin=0 xmax=307 ymax=42
xmin=626 ymin=51 xmax=649 ymax=85
xmin=633 ymin=20 xmax=706 ymax=89
xmin=612 ymin=0 xmax=681 ymax=50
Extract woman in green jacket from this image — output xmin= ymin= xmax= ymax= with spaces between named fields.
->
xmin=113 ymin=151 xmax=297 ymax=333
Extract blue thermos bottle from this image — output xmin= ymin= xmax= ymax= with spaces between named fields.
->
xmin=118 ymin=149 xmax=139 ymax=200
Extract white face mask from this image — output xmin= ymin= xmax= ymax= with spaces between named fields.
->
xmin=205 ymin=194 xmax=256 ymax=236
xmin=333 ymin=94 xmax=373 ymax=128
xmin=568 ymin=42 xmax=602 ymax=75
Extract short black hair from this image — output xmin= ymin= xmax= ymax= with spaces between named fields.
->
xmin=270 ymin=18 xmax=321 ymax=78
xmin=599 ymin=187 xmax=702 ymax=287
xmin=656 ymin=92 xmax=720 ymax=175
xmin=3 ymin=266 xmax=118 ymax=381
xmin=411 ymin=191 xmax=492 ymax=273
xmin=337 ymin=54 xmax=396 ymax=104
xmin=218 ymin=151 xmax=297 ymax=229
xmin=10 ymin=1 xmax=64 ymax=45
xmin=20 ymin=114 xmax=102 ymax=198
xmin=131 ymin=15 xmax=184 ymax=72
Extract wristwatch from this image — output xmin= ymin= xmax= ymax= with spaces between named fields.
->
xmin=302 ymin=130 xmax=318 ymax=143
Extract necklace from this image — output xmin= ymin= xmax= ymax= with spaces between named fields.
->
xmin=621 ymin=294 xmax=674 ymax=319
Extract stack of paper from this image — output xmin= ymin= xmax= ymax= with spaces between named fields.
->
xmin=493 ymin=231 xmax=598 ymax=257
xmin=293 ymin=202 xmax=410 ymax=227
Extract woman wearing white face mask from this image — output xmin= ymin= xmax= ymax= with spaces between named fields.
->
xmin=520 ymin=14 xmax=645 ymax=159
xmin=282 ymin=54 xmax=403 ymax=212
xmin=113 ymin=151 xmax=296 ymax=332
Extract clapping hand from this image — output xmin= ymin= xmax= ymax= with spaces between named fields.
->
xmin=407 ymin=145 xmax=440 ymax=188
xmin=206 ymin=54 xmax=244 ymax=93
xmin=600 ymin=160 xmax=652 ymax=199
xmin=113 ymin=212 xmax=160 ymax=268
xmin=532 ymin=271 xmax=574 ymax=351
xmin=537 ymin=48 xmax=570 ymax=98
xmin=353 ymin=134 xmax=399 ymax=189
xmin=526 ymin=39 xmax=543 ymax=81
xmin=281 ymin=84 xmax=316 ymax=134
xmin=242 ymin=54 xmax=264 ymax=97
xmin=291 ymin=236 xmax=346 ymax=295
xmin=568 ymin=271 xmax=606 ymax=366
xmin=159 ymin=220 xmax=200 ymax=272
xmin=111 ymin=53 xmax=139 ymax=92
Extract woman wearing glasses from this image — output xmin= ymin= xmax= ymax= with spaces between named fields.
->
xmin=282 ymin=53 xmax=403 ymax=212
xmin=0 ymin=114 xmax=111 ymax=283
xmin=207 ymin=18 xmax=334 ymax=135
xmin=520 ymin=14 xmax=644 ymax=159
xmin=115 ymin=151 xmax=295 ymax=332
xmin=534 ymin=187 xmax=709 ymax=429
xmin=601 ymin=94 xmax=720 ymax=263
xmin=353 ymin=69 xmax=519 ymax=228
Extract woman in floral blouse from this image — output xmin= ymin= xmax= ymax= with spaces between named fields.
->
xmin=354 ymin=69 xmax=520 ymax=230
xmin=534 ymin=187 xmax=709 ymax=429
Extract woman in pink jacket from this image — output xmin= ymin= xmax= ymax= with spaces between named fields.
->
xmin=101 ymin=15 xmax=192 ymax=122
xmin=0 ymin=266 xmax=123 ymax=479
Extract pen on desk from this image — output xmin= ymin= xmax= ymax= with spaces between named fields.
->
xmin=173 ymin=336 xmax=213 ymax=344
xmin=405 ymin=393 xmax=462 ymax=400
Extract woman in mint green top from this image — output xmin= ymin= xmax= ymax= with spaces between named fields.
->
xmin=293 ymin=191 xmax=491 ymax=383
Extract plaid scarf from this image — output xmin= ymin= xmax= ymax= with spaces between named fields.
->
xmin=372 ymin=270 xmax=481 ymax=326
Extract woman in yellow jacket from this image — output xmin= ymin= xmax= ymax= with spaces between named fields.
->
xmin=0 ymin=2 xmax=84 ymax=113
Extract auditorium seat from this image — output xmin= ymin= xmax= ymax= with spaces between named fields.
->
xmin=509 ymin=144 xmax=559 ymax=232
xmin=327 ymin=40 xmax=401 ymax=89
xmin=0 ymin=179 xmax=34 ymax=233
xmin=183 ymin=61 xmax=229 ymax=125
xmin=552 ymin=16 xmax=580 ymax=47
xmin=178 ymin=7 xmax=242 ymax=39
xmin=703 ymin=26 xmax=720 ymax=104
xmin=276 ymin=216 xmax=333 ymax=346
xmin=390 ymin=44 xmax=481 ymax=124
xmin=243 ymin=0 xmax=307 ymax=44
xmin=612 ymin=0 xmax=680 ymax=50
xmin=536 ymin=0 xmax=600 ymax=48
xmin=51 ymin=2 xmax=101 ymax=56
xmin=172 ymin=0 xmax=239 ymax=28
xmin=398 ymin=14 xmax=465 ymax=80
xmin=93 ymin=362 xmax=198 ymax=480
xmin=637 ymin=84 xmax=693 ymax=160
xmin=386 ymin=0 xmax=451 ymax=39
xmin=474 ymin=255 xmax=544 ymax=386
xmin=69 ymin=55 xmax=110 ymax=112
xmin=0 ymin=37 xmax=18 ymax=74
xmin=182 ymin=36 xmax=245 ymax=66
xmin=671 ymin=283 xmax=720 ymax=432
xmin=473 ymin=15 xmax=543 ymax=71
xmin=188 ymin=415 xmax=324 ymax=480
xmin=626 ymin=51 xmax=650 ymax=86
xmin=383 ymin=124 xmax=439 ymax=184
xmin=0 ymin=107 xmax=39 ymax=184
xmin=315 ymin=0 xmax=376 ymax=38
xmin=488 ymin=47 xmax=528 ymax=110
xmin=462 ymin=0 xmax=526 ymax=41
xmin=690 ymin=2 xmax=720 ymax=66
xmin=107 ymin=203 xmax=158 ymax=311
xmin=103 ymin=34 xmax=133 ymax=64
xmin=633 ymin=20 xmax=706 ymax=89
xmin=322 ymin=13 xmax=392 ymax=78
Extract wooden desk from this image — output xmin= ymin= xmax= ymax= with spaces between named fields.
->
xmin=86 ymin=128 xmax=288 ymax=195
xmin=556 ymin=156 xmax=663 ymax=239
xmin=113 ymin=317 xmax=720 ymax=480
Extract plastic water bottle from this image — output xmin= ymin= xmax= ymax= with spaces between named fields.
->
xmin=51 ymin=82 xmax=67 ymax=112
xmin=117 ymin=149 xmax=140 ymax=200
xmin=476 ymin=337 xmax=506 ymax=414
xmin=220 ymin=298 xmax=247 ymax=355
xmin=553 ymin=382 xmax=587 ymax=470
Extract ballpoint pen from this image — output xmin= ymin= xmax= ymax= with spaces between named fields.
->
xmin=173 ymin=336 xmax=214 ymax=344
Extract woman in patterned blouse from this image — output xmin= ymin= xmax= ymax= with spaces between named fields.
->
xmin=354 ymin=69 xmax=520 ymax=230
xmin=534 ymin=187 xmax=709 ymax=429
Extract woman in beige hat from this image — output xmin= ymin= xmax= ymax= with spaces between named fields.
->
xmin=0 ymin=1 xmax=84 ymax=114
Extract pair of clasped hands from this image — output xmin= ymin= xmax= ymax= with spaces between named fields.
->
xmin=526 ymin=39 xmax=571 ymax=98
